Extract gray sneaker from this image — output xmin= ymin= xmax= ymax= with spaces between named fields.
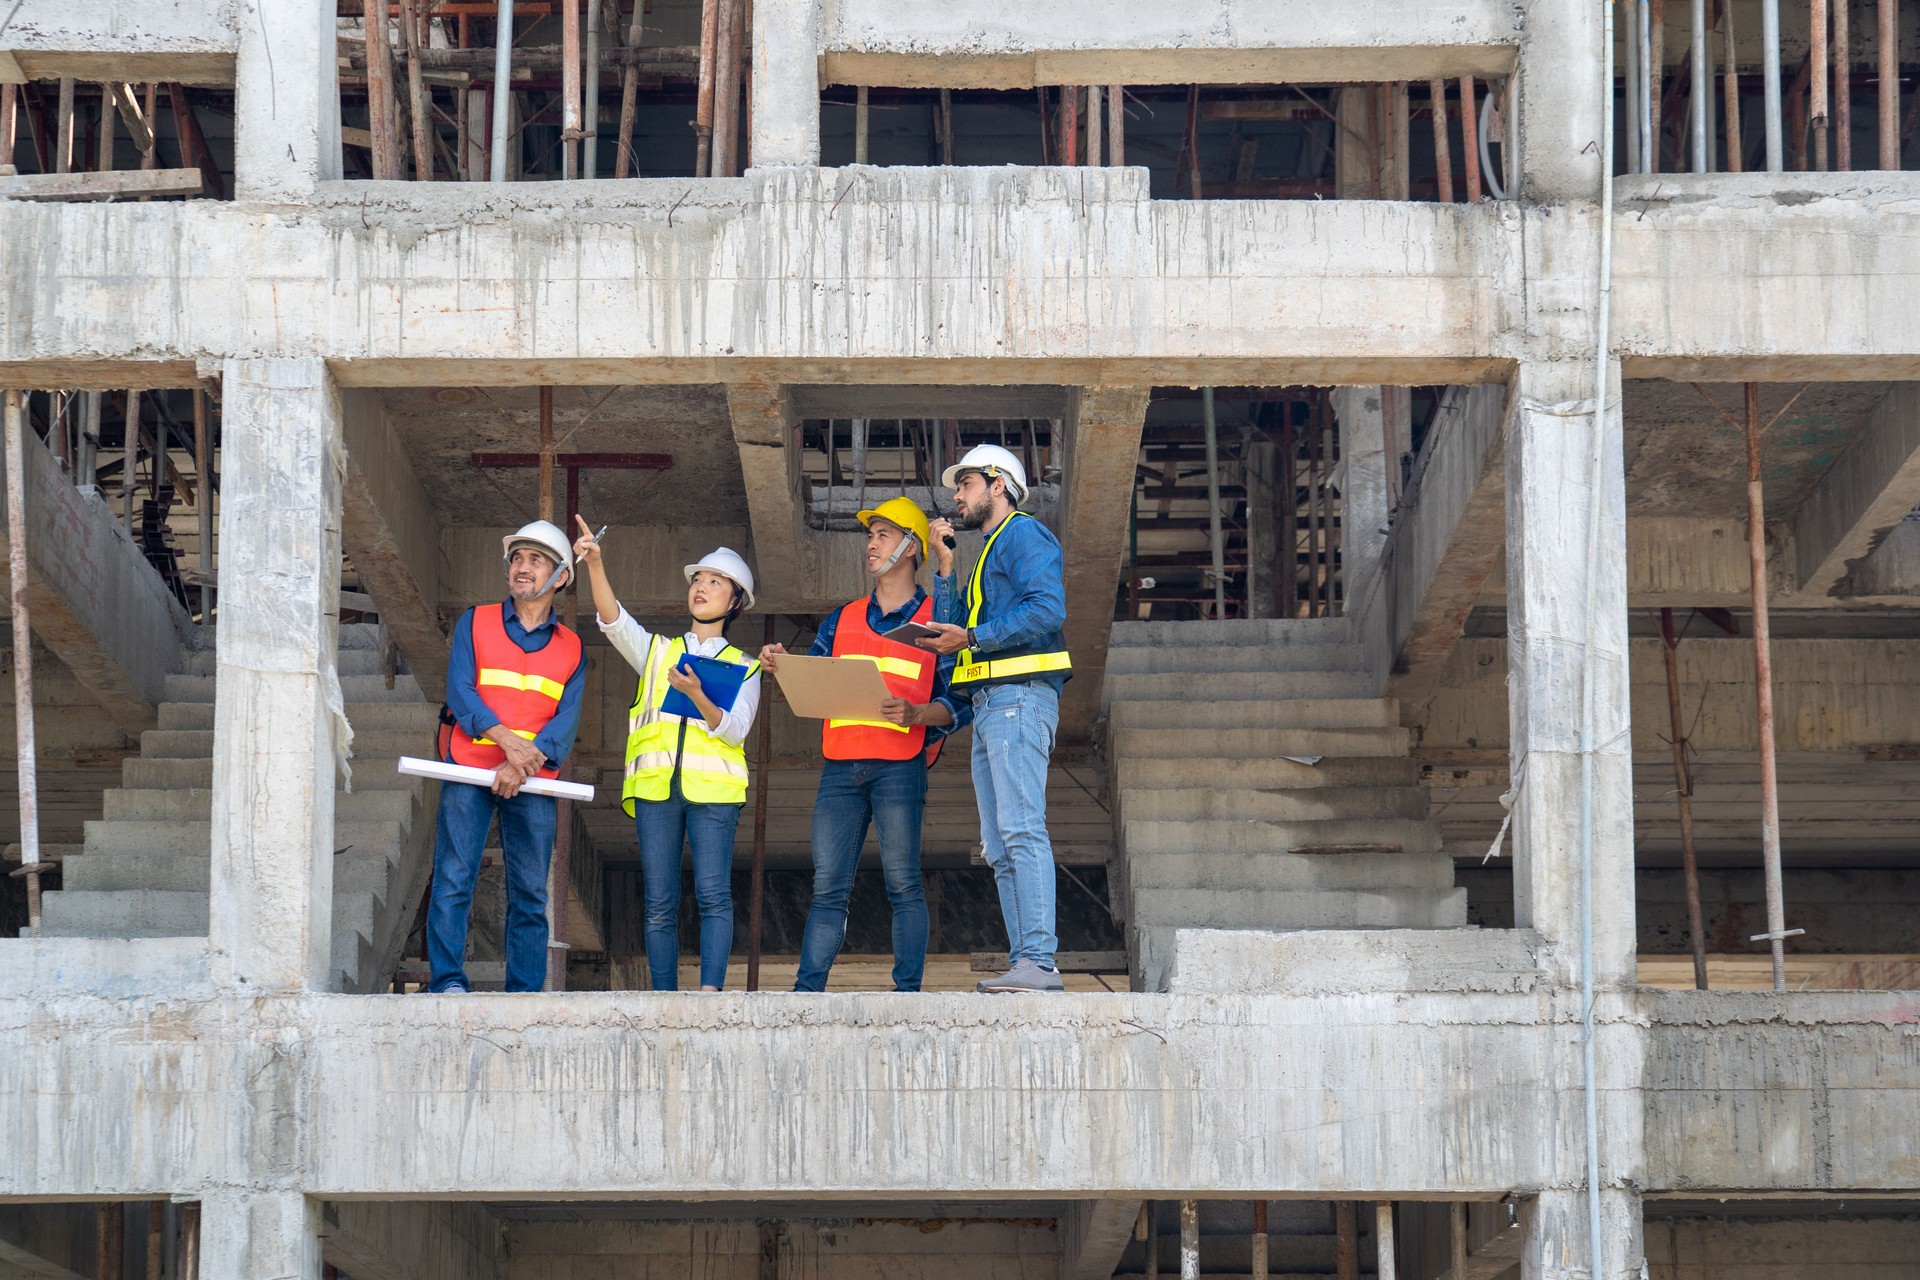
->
xmin=976 ymin=958 xmax=1065 ymax=993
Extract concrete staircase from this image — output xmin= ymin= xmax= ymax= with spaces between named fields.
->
xmin=34 ymin=625 xmax=438 ymax=992
xmin=1105 ymin=617 xmax=1466 ymax=989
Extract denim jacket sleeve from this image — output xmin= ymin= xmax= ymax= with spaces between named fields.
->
xmin=968 ymin=518 xmax=1067 ymax=655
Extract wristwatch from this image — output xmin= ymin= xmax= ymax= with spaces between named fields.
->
xmin=965 ymin=627 xmax=978 ymax=650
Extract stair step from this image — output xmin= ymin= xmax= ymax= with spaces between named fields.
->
xmin=1105 ymin=670 xmax=1375 ymax=702
xmin=82 ymin=819 xmax=404 ymax=860
xmin=1115 ymin=756 xmax=1421 ymax=791
xmin=1111 ymin=726 xmax=1410 ymax=760
xmin=1106 ymin=644 xmax=1368 ymax=676
xmin=1125 ymin=848 xmax=1455 ymax=892
xmin=1132 ymin=887 xmax=1468 ymax=931
xmin=1123 ymin=817 xmax=1441 ymax=857
xmin=180 ymin=647 xmax=398 ymax=677
xmin=136 ymin=730 xmax=215 ymax=760
xmin=1120 ymin=786 xmax=1429 ymax=823
xmin=103 ymin=788 xmax=415 ymax=824
xmin=60 ymin=848 xmax=400 ymax=894
xmin=163 ymin=672 xmax=423 ymax=704
xmin=1110 ymin=618 xmax=1352 ymax=648
xmin=157 ymin=699 xmax=437 ymax=732
xmin=1109 ymin=699 xmax=1399 ymax=731
xmin=37 ymin=890 xmax=209 ymax=937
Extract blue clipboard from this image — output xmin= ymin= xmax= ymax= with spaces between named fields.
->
xmin=661 ymin=652 xmax=749 ymax=720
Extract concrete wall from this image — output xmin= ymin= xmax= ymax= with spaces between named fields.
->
xmin=1644 ymin=1216 xmax=1920 ymax=1279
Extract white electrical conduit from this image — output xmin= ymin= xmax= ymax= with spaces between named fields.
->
xmin=1578 ymin=0 xmax=1619 ymax=1273
xmin=489 ymin=0 xmax=514 ymax=181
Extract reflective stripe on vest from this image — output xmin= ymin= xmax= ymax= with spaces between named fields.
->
xmin=822 ymin=596 xmax=935 ymax=762
xmin=621 ymin=633 xmax=758 ymax=812
xmin=950 ymin=511 xmax=1072 ymax=691
xmin=448 ymin=604 xmax=581 ymax=778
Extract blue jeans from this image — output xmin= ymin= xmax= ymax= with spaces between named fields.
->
xmin=428 ymin=780 xmax=558 ymax=993
xmin=635 ymin=777 xmax=741 ymax=990
xmin=971 ymin=680 xmax=1060 ymax=966
xmin=794 ymin=757 xmax=930 ymax=992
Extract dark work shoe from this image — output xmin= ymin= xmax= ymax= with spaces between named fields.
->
xmin=977 ymin=958 xmax=1065 ymax=993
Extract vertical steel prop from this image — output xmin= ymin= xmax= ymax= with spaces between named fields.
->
xmin=1201 ymin=387 xmax=1226 ymax=620
xmin=5 ymin=390 xmax=44 ymax=930
xmin=1743 ymin=382 xmax=1793 ymax=989
xmin=1659 ymin=607 xmax=1711 ymax=989
xmin=488 ymin=0 xmax=515 ymax=182
xmin=1374 ymin=1202 xmax=1397 ymax=1280
xmin=1880 ymin=0 xmax=1900 ymax=169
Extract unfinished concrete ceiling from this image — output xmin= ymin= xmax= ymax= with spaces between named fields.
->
xmin=380 ymin=386 xmax=745 ymax=528
xmin=1622 ymin=380 xmax=1892 ymax=519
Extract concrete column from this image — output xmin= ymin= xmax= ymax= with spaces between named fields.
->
xmin=1522 ymin=1187 xmax=1644 ymax=1280
xmin=749 ymin=0 xmax=821 ymax=167
xmin=233 ymin=0 xmax=343 ymax=200
xmin=208 ymin=358 xmax=345 ymax=993
xmin=199 ymin=1191 xmax=322 ymax=1280
xmin=1331 ymin=387 xmax=1390 ymax=612
xmin=1515 ymin=0 xmax=1604 ymax=199
xmin=1245 ymin=439 xmax=1277 ymax=619
xmin=1502 ymin=359 xmax=1635 ymax=988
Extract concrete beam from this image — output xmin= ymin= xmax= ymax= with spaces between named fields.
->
xmin=818 ymin=0 xmax=1522 ymax=86
xmin=1791 ymin=383 xmax=1920 ymax=597
xmin=1057 ymin=386 xmax=1150 ymax=742
xmin=0 ymin=408 xmax=196 ymax=734
xmin=1380 ymin=384 xmax=1506 ymax=709
xmin=724 ymin=382 xmax=818 ymax=609
xmin=321 ymin=1202 xmax=506 ymax=1280
xmin=789 ymin=385 xmax=1073 ymax=420
xmin=1060 ymin=1198 xmax=1143 ymax=1280
xmin=341 ymin=390 xmax=446 ymax=697
xmin=0 ymin=0 xmax=236 ymax=86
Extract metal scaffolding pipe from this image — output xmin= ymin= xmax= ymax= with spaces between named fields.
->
xmin=1744 ymin=382 xmax=1791 ymax=990
xmin=1334 ymin=1203 xmax=1358 ymax=1280
xmin=583 ymin=0 xmax=601 ymax=177
xmin=1725 ymin=0 xmax=1744 ymax=171
xmin=1178 ymin=1200 xmax=1199 ymax=1280
xmin=1881 ymin=0 xmax=1901 ymax=168
xmin=1691 ymin=0 xmax=1710 ymax=168
xmin=1652 ymin=0 xmax=1667 ymax=170
xmin=1374 ymin=1203 xmax=1397 ymax=1280
xmin=1660 ymin=607 xmax=1711 ymax=989
xmin=1251 ymin=1201 xmax=1269 ymax=1280
xmin=1625 ymin=0 xmax=1643 ymax=172
xmin=488 ymin=0 xmax=513 ymax=181
xmin=1812 ymin=0 xmax=1831 ymax=168
xmin=1459 ymin=76 xmax=1481 ymax=199
xmin=1430 ymin=79 xmax=1454 ymax=200
xmin=560 ymin=0 xmax=581 ymax=177
xmin=1201 ymin=387 xmax=1226 ymax=621
xmin=612 ymin=0 xmax=644 ymax=177
xmin=693 ymin=0 xmax=719 ymax=175
xmin=1762 ymin=0 xmax=1785 ymax=169
xmin=1835 ymin=0 xmax=1852 ymax=170
xmin=5 ymin=390 xmax=43 ymax=931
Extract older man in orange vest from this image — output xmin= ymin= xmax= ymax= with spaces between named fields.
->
xmin=760 ymin=498 xmax=965 ymax=992
xmin=428 ymin=520 xmax=587 ymax=994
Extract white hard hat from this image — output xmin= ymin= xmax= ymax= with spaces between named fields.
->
xmin=683 ymin=547 xmax=756 ymax=611
xmin=502 ymin=519 xmax=574 ymax=580
xmin=941 ymin=443 xmax=1028 ymax=503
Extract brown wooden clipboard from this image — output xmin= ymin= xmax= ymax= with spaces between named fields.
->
xmin=771 ymin=653 xmax=895 ymax=720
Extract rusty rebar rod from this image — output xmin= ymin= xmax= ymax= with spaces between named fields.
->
xmin=1660 ymin=606 xmax=1710 ymax=989
xmin=4 ymin=390 xmax=44 ymax=931
xmin=1743 ymin=382 xmax=1791 ymax=990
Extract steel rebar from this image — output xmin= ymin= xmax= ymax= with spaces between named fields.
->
xmin=1743 ymin=383 xmax=1790 ymax=990
xmin=4 ymin=390 xmax=42 ymax=931
xmin=1881 ymin=0 xmax=1900 ymax=168
xmin=1762 ymin=0 xmax=1785 ymax=168
xmin=1660 ymin=607 xmax=1711 ymax=989
xmin=488 ymin=0 xmax=514 ymax=181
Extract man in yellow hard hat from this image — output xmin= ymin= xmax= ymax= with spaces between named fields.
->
xmin=760 ymin=496 xmax=965 ymax=992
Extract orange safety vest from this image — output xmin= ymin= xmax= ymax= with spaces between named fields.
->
xmin=446 ymin=604 xmax=582 ymax=779
xmin=822 ymin=596 xmax=942 ymax=766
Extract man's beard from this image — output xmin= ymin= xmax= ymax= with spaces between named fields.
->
xmin=956 ymin=502 xmax=989 ymax=530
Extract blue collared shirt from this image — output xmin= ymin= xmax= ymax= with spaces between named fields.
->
xmin=933 ymin=512 xmax=1069 ymax=696
xmin=811 ymin=585 xmax=970 ymax=740
xmin=445 ymin=601 xmax=587 ymax=768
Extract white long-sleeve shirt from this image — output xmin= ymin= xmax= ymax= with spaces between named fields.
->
xmin=597 ymin=607 xmax=761 ymax=749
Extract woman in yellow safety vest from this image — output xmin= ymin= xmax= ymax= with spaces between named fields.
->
xmin=572 ymin=518 xmax=761 ymax=992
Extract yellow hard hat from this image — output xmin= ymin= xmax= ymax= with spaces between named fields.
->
xmin=856 ymin=496 xmax=931 ymax=562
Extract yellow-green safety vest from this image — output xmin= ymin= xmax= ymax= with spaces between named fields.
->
xmin=952 ymin=511 xmax=1073 ymax=689
xmin=622 ymin=634 xmax=759 ymax=813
